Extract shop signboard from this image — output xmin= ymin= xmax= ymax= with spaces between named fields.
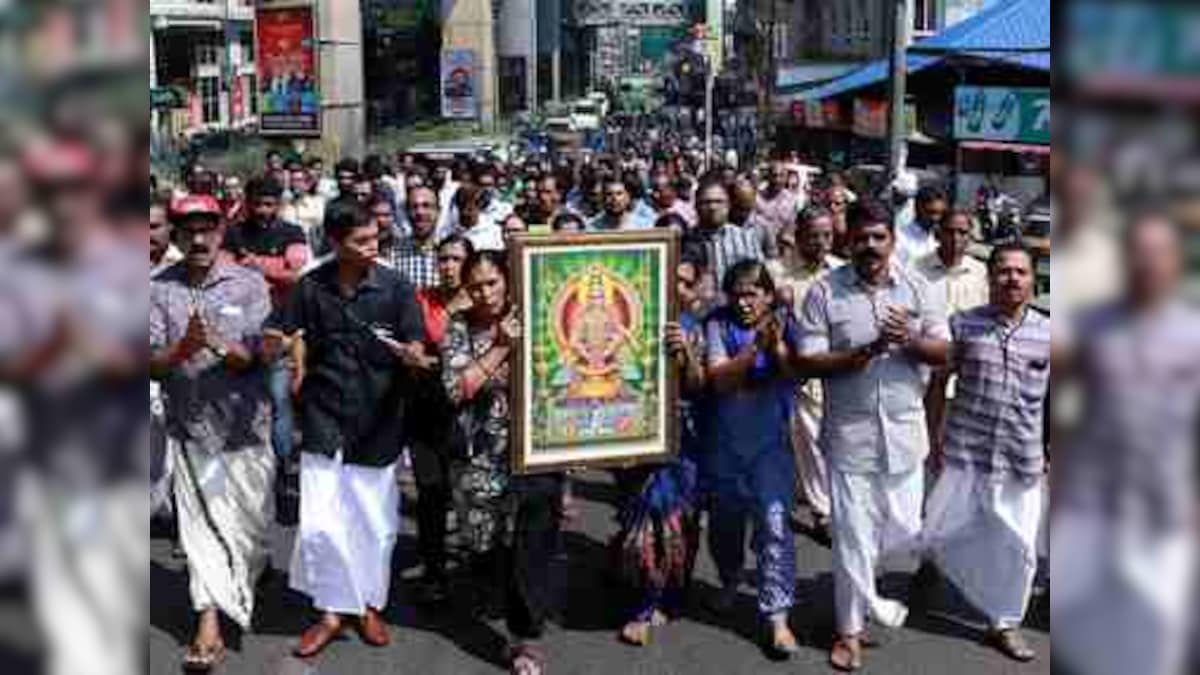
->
xmin=954 ymin=86 xmax=1050 ymax=146
xmin=256 ymin=4 xmax=321 ymax=136
xmin=852 ymin=98 xmax=917 ymax=139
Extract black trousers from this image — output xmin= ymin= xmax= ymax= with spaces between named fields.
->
xmin=411 ymin=441 xmax=453 ymax=579
xmin=503 ymin=474 xmax=564 ymax=641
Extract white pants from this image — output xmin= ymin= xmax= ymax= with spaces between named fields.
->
xmin=1051 ymin=510 xmax=1195 ymax=675
xmin=290 ymin=451 xmax=401 ymax=616
xmin=923 ymin=464 xmax=1042 ymax=629
xmin=792 ymin=391 xmax=830 ymax=518
xmin=830 ymin=467 xmax=924 ymax=636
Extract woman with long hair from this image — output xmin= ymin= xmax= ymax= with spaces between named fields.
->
xmin=440 ymin=250 xmax=563 ymax=675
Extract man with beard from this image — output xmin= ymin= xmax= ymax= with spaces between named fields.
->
xmin=649 ymin=169 xmax=696 ymax=226
xmin=919 ymin=242 xmax=1048 ymax=662
xmin=265 ymin=201 xmax=426 ymax=657
xmin=223 ymin=177 xmax=309 ymax=465
xmin=388 ymin=186 xmax=441 ymax=289
xmin=896 ymin=186 xmax=948 ymax=267
xmin=587 ymin=174 xmax=656 ymax=231
xmin=686 ymin=178 xmax=764 ymax=289
xmin=150 ymin=194 xmax=275 ymax=671
xmin=796 ymin=199 xmax=949 ymax=671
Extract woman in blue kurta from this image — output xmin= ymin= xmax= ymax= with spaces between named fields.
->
xmin=703 ymin=259 xmax=802 ymax=655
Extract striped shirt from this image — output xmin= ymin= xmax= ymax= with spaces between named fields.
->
xmin=689 ymin=223 xmax=766 ymax=287
xmin=944 ymin=305 xmax=1051 ymax=479
xmin=1059 ymin=300 xmax=1200 ymax=529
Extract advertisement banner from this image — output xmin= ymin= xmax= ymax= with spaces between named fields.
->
xmin=954 ymin=86 xmax=1050 ymax=145
xmin=440 ymin=49 xmax=479 ymax=119
xmin=256 ymin=5 xmax=321 ymax=136
xmin=852 ymin=98 xmax=917 ymax=139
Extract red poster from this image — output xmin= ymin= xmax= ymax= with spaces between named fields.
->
xmin=256 ymin=5 xmax=320 ymax=136
xmin=232 ymin=76 xmax=245 ymax=121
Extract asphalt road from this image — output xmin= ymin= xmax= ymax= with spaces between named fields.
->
xmin=149 ymin=470 xmax=1049 ymax=675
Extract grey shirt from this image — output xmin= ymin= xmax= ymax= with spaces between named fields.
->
xmin=1059 ymin=300 xmax=1200 ymax=530
xmin=150 ymin=260 xmax=272 ymax=453
xmin=799 ymin=260 xmax=949 ymax=475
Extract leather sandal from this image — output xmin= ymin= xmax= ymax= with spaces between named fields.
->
xmin=356 ymin=608 xmax=390 ymax=647
xmin=294 ymin=620 xmax=343 ymax=658
xmin=830 ymin=634 xmax=863 ymax=672
xmin=986 ymin=628 xmax=1035 ymax=662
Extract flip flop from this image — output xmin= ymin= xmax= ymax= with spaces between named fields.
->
xmin=619 ymin=621 xmax=651 ymax=647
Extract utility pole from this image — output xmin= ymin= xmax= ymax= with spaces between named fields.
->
xmin=528 ymin=0 xmax=538 ymax=113
xmin=887 ymin=0 xmax=911 ymax=180
xmin=704 ymin=61 xmax=714 ymax=171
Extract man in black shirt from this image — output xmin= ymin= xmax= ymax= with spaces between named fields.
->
xmin=264 ymin=201 xmax=426 ymax=657
xmin=224 ymin=177 xmax=310 ymax=464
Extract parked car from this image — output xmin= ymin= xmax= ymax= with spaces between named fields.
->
xmin=569 ymin=100 xmax=603 ymax=131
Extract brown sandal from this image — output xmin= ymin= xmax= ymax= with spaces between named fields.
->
xmin=986 ymin=628 xmax=1035 ymax=662
xmin=830 ymin=635 xmax=863 ymax=672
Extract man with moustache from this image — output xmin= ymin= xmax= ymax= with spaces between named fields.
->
xmin=796 ymin=199 xmax=949 ymax=671
xmin=388 ymin=186 xmax=441 ymax=289
xmin=264 ymin=201 xmax=427 ymax=657
xmin=920 ymin=242 xmax=1049 ymax=662
xmin=150 ymin=194 xmax=275 ymax=670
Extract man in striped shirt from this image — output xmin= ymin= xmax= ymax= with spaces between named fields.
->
xmin=686 ymin=177 xmax=765 ymax=289
xmin=921 ymin=241 xmax=1050 ymax=662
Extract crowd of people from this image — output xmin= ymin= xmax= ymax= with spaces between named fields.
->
xmin=148 ymin=141 xmax=1062 ymax=675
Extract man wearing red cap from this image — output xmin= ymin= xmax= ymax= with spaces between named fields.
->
xmin=150 ymin=195 xmax=275 ymax=671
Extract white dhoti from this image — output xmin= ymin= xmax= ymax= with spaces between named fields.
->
xmin=290 ymin=451 xmax=401 ymax=615
xmin=1051 ymin=510 xmax=1195 ymax=675
xmin=922 ymin=464 xmax=1042 ymax=629
xmin=172 ymin=440 xmax=276 ymax=629
xmin=830 ymin=467 xmax=924 ymax=636
xmin=792 ymin=390 xmax=830 ymax=518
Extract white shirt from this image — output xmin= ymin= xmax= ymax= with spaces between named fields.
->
xmin=895 ymin=218 xmax=939 ymax=268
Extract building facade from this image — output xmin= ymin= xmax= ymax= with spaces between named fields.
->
xmin=150 ymin=0 xmax=259 ymax=137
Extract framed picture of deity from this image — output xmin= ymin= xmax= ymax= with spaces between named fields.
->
xmin=508 ymin=230 xmax=680 ymax=475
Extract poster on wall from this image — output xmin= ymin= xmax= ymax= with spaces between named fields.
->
xmin=440 ymin=49 xmax=479 ymax=120
xmin=256 ymin=5 xmax=321 ymax=136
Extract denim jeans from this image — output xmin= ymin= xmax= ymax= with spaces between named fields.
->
xmin=267 ymin=359 xmax=295 ymax=459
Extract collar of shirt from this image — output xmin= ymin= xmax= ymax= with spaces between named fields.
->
xmin=311 ymin=259 xmax=386 ymax=295
xmin=922 ymin=253 xmax=979 ymax=277
xmin=850 ymin=258 xmax=905 ymax=291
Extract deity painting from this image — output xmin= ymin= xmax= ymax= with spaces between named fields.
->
xmin=510 ymin=232 xmax=679 ymax=474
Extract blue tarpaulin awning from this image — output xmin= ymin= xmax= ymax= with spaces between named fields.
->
xmin=801 ymin=0 xmax=1049 ymax=101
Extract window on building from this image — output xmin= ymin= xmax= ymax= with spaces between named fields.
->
xmin=914 ymin=0 xmax=939 ymax=35
xmin=198 ymin=76 xmax=220 ymax=124
xmin=773 ymin=23 xmax=789 ymax=61
xmin=196 ymin=41 xmax=219 ymax=67
xmin=240 ymin=30 xmax=254 ymax=65
xmin=856 ymin=0 xmax=871 ymax=40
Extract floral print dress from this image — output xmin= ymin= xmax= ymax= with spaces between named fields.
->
xmin=441 ymin=315 xmax=513 ymax=554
